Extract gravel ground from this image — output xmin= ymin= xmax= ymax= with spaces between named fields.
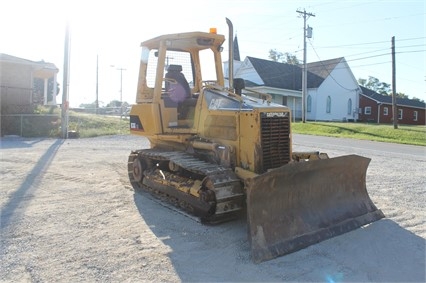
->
xmin=0 ymin=134 xmax=425 ymax=282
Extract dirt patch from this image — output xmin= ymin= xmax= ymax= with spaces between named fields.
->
xmin=1 ymin=135 xmax=425 ymax=282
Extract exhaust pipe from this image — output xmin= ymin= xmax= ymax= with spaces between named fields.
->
xmin=226 ymin=17 xmax=233 ymax=91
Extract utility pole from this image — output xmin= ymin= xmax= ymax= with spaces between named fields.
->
xmin=297 ymin=9 xmax=315 ymax=123
xmin=96 ymin=54 xmax=99 ymax=114
xmin=117 ymin=67 xmax=126 ymax=115
xmin=61 ymin=23 xmax=71 ymax=139
xmin=391 ymin=36 xmax=398 ymax=129
xmin=111 ymin=66 xmax=126 ymax=115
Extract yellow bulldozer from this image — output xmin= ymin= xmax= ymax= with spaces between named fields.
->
xmin=127 ymin=18 xmax=384 ymax=263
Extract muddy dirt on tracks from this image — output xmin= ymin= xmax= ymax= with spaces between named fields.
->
xmin=0 ymin=135 xmax=425 ymax=282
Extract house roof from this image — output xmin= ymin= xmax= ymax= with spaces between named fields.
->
xmin=306 ymin=57 xmax=343 ymax=79
xmin=360 ymin=86 xmax=426 ymax=109
xmin=0 ymin=53 xmax=58 ymax=72
xmin=242 ymin=79 xmax=260 ymax=88
xmin=246 ymin=56 xmax=301 ymax=90
xmin=246 ymin=56 xmax=342 ymax=91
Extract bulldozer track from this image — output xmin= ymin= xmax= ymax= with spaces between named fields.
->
xmin=128 ymin=149 xmax=245 ymax=224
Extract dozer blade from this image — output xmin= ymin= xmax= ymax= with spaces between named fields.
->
xmin=246 ymin=154 xmax=384 ymax=263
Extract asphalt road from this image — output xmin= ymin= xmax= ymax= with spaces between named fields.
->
xmin=293 ymin=133 xmax=426 ymax=158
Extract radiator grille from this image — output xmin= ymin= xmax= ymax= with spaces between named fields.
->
xmin=260 ymin=112 xmax=291 ymax=172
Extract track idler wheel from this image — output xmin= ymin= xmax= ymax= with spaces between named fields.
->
xmin=132 ymin=156 xmax=152 ymax=183
xmin=132 ymin=158 xmax=144 ymax=182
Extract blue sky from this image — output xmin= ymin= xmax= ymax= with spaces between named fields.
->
xmin=1 ymin=0 xmax=425 ymax=106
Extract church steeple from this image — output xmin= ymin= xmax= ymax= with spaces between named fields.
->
xmin=233 ymin=35 xmax=241 ymax=61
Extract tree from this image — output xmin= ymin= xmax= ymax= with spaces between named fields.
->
xmin=395 ymin=92 xmax=409 ymax=99
xmin=358 ymin=76 xmax=390 ymax=95
xmin=107 ymin=100 xmax=122 ymax=108
xmin=412 ymin=97 xmax=425 ymax=103
xmin=358 ymin=76 xmax=412 ymax=99
xmin=79 ymin=102 xmax=97 ymax=109
xmin=268 ymin=49 xmax=300 ymax=65
xmin=358 ymin=77 xmax=413 ymax=99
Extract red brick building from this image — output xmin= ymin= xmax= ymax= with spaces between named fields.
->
xmin=358 ymin=86 xmax=425 ymax=125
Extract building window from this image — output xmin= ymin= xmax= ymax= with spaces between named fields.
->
xmin=307 ymin=95 xmax=312 ymax=112
xmin=414 ymin=111 xmax=418 ymax=121
xmin=364 ymin=106 xmax=371 ymax=115
xmin=398 ymin=109 xmax=403 ymax=120
xmin=326 ymin=96 xmax=331 ymax=113
xmin=383 ymin=107 xmax=388 ymax=115
xmin=347 ymin=99 xmax=352 ymax=115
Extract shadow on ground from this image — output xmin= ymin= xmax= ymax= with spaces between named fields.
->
xmin=133 ymin=190 xmax=425 ymax=282
xmin=0 ymin=139 xmax=63 ymax=229
xmin=0 ymin=137 xmax=48 ymax=149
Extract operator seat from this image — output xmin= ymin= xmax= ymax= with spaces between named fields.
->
xmin=164 ymin=64 xmax=195 ymax=122
xmin=165 ymin=64 xmax=191 ymax=103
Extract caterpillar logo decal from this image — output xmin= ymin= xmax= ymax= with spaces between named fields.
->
xmin=263 ymin=112 xmax=288 ymax=118
xmin=130 ymin=115 xmax=144 ymax=131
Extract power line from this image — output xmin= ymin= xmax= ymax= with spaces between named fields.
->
xmin=314 ymin=40 xmax=393 ymax=49
xmin=397 ymin=44 xmax=426 ymax=49
xmin=299 ymin=45 xmax=425 ymax=70
xmin=344 ymin=53 xmax=390 ymax=62
xmin=306 ymin=38 xmax=425 ymax=98
xmin=311 ymin=37 xmax=426 ymax=49
xmin=314 ymin=11 xmax=426 ymax=29
xmin=308 ymin=40 xmax=358 ymax=92
xmin=326 ymin=61 xmax=391 ymax=71
xmin=343 ymin=48 xmax=390 ymax=58
xmin=347 ymin=61 xmax=391 ymax=69
xmin=397 ymin=36 xmax=426 ymax=42
xmin=308 ymin=49 xmax=425 ymax=65
xmin=396 ymin=50 xmax=426 ymax=54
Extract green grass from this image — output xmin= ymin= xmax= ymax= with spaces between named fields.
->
xmin=31 ymin=107 xmax=129 ymax=138
xmin=40 ymin=107 xmax=425 ymax=146
xmin=66 ymin=111 xmax=129 ymax=138
xmin=291 ymin=122 xmax=426 ymax=146
xmin=68 ymin=114 xmax=425 ymax=146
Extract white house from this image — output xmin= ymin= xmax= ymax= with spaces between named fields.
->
xmin=305 ymin=58 xmax=360 ymax=122
xmin=226 ymin=56 xmax=361 ymax=121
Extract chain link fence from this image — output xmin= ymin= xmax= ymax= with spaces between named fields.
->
xmin=1 ymin=114 xmax=60 ymax=137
